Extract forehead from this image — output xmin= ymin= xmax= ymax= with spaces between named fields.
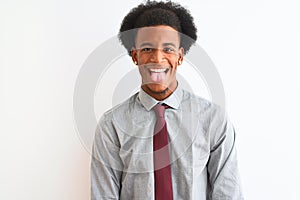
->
xmin=135 ymin=25 xmax=180 ymax=47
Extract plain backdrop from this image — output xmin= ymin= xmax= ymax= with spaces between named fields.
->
xmin=1 ymin=0 xmax=299 ymax=199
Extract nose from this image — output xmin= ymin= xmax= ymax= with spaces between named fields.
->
xmin=150 ymin=49 xmax=165 ymax=63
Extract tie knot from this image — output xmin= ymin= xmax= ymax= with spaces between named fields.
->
xmin=154 ymin=104 xmax=168 ymax=118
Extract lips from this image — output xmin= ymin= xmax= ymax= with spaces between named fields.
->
xmin=149 ymin=68 xmax=168 ymax=73
xmin=148 ymin=68 xmax=169 ymax=82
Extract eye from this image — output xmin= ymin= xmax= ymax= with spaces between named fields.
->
xmin=141 ymin=47 xmax=152 ymax=52
xmin=164 ymin=47 xmax=175 ymax=53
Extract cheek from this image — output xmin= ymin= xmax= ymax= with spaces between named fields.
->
xmin=138 ymin=66 xmax=147 ymax=76
xmin=169 ymin=55 xmax=179 ymax=66
xmin=170 ymin=60 xmax=179 ymax=70
xmin=136 ymin=53 xmax=147 ymax=63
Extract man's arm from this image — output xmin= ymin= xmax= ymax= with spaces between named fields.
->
xmin=91 ymin=114 xmax=123 ymax=200
xmin=207 ymin=107 xmax=244 ymax=200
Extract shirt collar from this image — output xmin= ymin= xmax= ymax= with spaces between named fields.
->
xmin=138 ymin=83 xmax=183 ymax=111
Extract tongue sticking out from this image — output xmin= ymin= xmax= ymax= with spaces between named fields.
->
xmin=150 ymin=72 xmax=166 ymax=82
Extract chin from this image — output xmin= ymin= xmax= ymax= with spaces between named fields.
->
xmin=146 ymin=84 xmax=169 ymax=94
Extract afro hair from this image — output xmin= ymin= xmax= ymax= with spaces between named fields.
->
xmin=119 ymin=1 xmax=197 ymax=56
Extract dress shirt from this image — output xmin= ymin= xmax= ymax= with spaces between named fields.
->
xmin=91 ymin=84 xmax=244 ymax=200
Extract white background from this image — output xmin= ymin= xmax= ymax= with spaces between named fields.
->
xmin=1 ymin=0 xmax=299 ymax=199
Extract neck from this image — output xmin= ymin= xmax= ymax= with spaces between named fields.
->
xmin=141 ymin=81 xmax=178 ymax=101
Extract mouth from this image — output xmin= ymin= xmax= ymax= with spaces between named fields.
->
xmin=149 ymin=68 xmax=169 ymax=73
xmin=148 ymin=68 xmax=169 ymax=82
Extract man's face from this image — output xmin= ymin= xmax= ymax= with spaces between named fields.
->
xmin=131 ymin=25 xmax=184 ymax=100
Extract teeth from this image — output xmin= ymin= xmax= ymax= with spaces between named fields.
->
xmin=149 ymin=68 xmax=167 ymax=73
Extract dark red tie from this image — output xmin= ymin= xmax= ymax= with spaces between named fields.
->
xmin=153 ymin=104 xmax=173 ymax=200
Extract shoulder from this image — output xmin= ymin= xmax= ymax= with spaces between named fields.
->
xmin=180 ymin=89 xmax=229 ymax=129
xmin=97 ymin=92 xmax=151 ymax=137
xmin=181 ymin=89 xmax=224 ymax=114
xmin=99 ymin=92 xmax=140 ymax=122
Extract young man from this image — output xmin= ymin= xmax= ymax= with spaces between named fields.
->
xmin=91 ymin=1 xmax=243 ymax=199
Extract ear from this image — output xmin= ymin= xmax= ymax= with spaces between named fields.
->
xmin=131 ymin=47 xmax=138 ymax=65
xmin=178 ymin=47 xmax=184 ymax=65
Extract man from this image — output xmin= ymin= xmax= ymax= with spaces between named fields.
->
xmin=91 ymin=1 xmax=243 ymax=199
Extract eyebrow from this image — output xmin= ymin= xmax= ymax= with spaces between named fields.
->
xmin=163 ymin=43 xmax=177 ymax=48
xmin=139 ymin=43 xmax=153 ymax=48
xmin=138 ymin=42 xmax=177 ymax=48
